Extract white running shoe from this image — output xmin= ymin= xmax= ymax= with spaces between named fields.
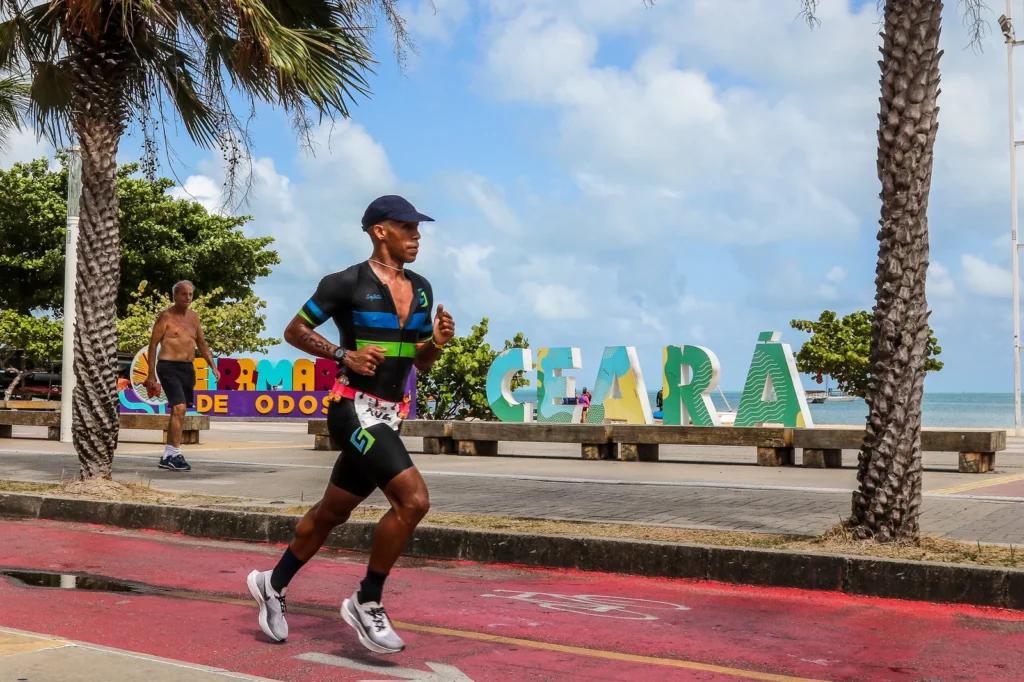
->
xmin=247 ymin=570 xmax=289 ymax=642
xmin=341 ymin=591 xmax=405 ymax=654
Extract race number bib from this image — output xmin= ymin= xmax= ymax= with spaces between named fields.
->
xmin=352 ymin=391 xmax=406 ymax=432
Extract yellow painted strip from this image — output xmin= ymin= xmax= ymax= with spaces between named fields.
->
xmin=0 ymin=631 xmax=70 ymax=656
xmin=162 ymin=591 xmax=828 ymax=682
xmin=930 ymin=472 xmax=1024 ymax=496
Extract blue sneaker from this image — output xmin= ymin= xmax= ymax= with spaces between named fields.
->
xmin=158 ymin=454 xmax=191 ymax=471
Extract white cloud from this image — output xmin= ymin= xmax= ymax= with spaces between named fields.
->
xmin=962 ymin=254 xmax=1013 ymax=298
xmin=928 ymin=261 xmax=956 ymax=299
xmin=406 ymin=0 xmax=471 ymax=44
xmin=168 ymin=175 xmax=224 ymax=215
xmin=826 ymin=266 xmax=846 ymax=283
xmin=478 ymin=2 xmax=871 ymax=247
xmin=457 ymin=174 xmax=522 ymax=235
xmin=0 ymin=129 xmax=51 ymax=166
xmin=520 ymin=282 xmax=588 ymax=320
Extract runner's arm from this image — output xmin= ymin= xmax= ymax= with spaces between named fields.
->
xmin=284 ymin=315 xmax=339 ymax=360
xmin=414 ymin=303 xmax=454 ymax=371
xmin=144 ymin=313 xmax=166 ymax=385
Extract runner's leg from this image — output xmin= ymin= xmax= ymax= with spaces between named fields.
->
xmin=367 ymin=466 xmax=430 ymax=576
xmin=286 ymin=482 xmax=366 ymax=562
xmin=247 ymin=400 xmax=373 ymax=642
xmin=340 ymin=420 xmax=424 ymax=654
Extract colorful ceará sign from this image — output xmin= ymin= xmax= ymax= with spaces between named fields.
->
xmin=118 ymin=347 xmax=416 ymax=418
xmin=485 ymin=331 xmax=815 ymax=428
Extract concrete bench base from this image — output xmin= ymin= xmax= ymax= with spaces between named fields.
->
xmin=802 ymin=448 xmax=843 ymax=468
xmin=757 ymin=446 xmax=794 ymax=467
xmin=959 ymin=452 xmax=996 ymax=474
xmin=582 ymin=443 xmax=618 ymax=460
xmin=620 ymin=443 xmax=659 ymax=462
xmin=423 ymin=436 xmax=455 ymax=454
xmin=457 ymin=440 xmax=498 ymax=457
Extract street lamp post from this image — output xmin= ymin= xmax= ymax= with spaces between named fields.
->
xmin=1001 ymin=5 xmax=1024 ymax=437
xmin=59 ymin=148 xmax=82 ymax=443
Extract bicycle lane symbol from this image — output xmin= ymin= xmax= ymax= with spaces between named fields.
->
xmin=480 ymin=590 xmax=691 ymax=621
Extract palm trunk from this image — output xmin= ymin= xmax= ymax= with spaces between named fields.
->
xmin=849 ymin=0 xmax=942 ymax=542
xmin=68 ymin=33 xmax=130 ymax=480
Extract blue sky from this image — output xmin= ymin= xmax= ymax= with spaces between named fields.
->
xmin=4 ymin=0 xmax=1018 ymax=392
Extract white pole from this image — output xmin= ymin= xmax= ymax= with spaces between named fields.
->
xmin=59 ymin=148 xmax=82 ymax=443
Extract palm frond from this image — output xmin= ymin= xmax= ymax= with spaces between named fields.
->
xmin=28 ymin=59 xmax=72 ymax=146
xmin=0 ymin=75 xmax=27 ymax=148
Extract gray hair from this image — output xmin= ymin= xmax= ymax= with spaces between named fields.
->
xmin=172 ymin=280 xmax=194 ymax=296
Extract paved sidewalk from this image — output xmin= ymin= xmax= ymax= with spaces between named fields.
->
xmin=2 ymin=423 xmax=1024 ymax=543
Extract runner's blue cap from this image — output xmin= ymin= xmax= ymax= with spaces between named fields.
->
xmin=361 ymin=195 xmax=434 ymax=230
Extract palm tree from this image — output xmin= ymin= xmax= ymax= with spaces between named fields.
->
xmin=798 ymin=0 xmax=988 ymax=541
xmin=0 ymin=0 xmax=406 ymax=480
xmin=0 ymin=77 xmax=26 ymax=149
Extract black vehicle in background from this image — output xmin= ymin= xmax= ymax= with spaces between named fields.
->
xmin=0 ymin=350 xmax=134 ymax=400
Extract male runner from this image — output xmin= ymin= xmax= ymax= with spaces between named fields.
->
xmin=246 ymin=195 xmax=455 ymax=654
xmin=144 ymin=280 xmax=220 ymax=472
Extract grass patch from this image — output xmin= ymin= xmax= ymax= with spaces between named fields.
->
xmin=0 ymin=477 xmax=244 ymax=507
xmin=4 ymin=477 xmax=1022 ymax=570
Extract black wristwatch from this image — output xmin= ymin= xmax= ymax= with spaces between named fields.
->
xmin=332 ymin=346 xmax=347 ymax=364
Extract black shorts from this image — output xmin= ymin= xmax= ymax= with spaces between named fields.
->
xmin=156 ymin=360 xmax=195 ymax=408
xmin=326 ymin=398 xmax=414 ymax=498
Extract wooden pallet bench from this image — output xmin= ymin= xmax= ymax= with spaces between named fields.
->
xmin=0 ymin=410 xmax=210 ymax=444
xmin=791 ymin=428 xmax=1006 ymax=474
xmin=306 ymin=419 xmax=1006 ymax=474
xmin=0 ymin=400 xmax=61 ymax=411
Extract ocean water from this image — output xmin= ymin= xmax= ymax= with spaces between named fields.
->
xmin=510 ymin=390 xmax=1019 ymax=428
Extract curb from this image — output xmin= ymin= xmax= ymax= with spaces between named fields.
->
xmin=2 ymin=492 xmax=1022 ymax=610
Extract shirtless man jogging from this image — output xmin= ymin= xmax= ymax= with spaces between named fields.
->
xmin=247 ymin=195 xmax=454 ymax=654
xmin=144 ymin=280 xmax=220 ymax=472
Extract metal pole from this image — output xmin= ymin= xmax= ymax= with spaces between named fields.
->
xmin=59 ymin=148 xmax=82 ymax=443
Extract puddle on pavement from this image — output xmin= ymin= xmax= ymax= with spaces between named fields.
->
xmin=0 ymin=569 xmax=154 ymax=594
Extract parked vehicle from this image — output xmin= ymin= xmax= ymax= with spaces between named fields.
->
xmin=0 ymin=349 xmax=134 ymax=400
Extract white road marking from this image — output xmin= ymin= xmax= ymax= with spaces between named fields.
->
xmin=296 ymin=652 xmax=474 ymax=681
xmin=480 ymin=590 xmax=690 ymax=621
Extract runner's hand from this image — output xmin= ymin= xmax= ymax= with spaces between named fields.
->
xmin=345 ymin=346 xmax=386 ymax=376
xmin=433 ymin=304 xmax=455 ymax=346
xmin=211 ymin=366 xmax=221 ymax=382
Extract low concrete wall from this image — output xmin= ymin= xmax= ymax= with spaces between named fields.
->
xmin=2 ymin=492 xmax=1021 ymax=610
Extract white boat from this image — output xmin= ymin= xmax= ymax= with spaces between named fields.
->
xmin=807 ymin=387 xmax=856 ymax=403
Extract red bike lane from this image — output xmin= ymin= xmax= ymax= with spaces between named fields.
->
xmin=0 ymin=518 xmax=1022 ymax=681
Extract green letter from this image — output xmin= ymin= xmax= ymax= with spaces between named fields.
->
xmin=735 ymin=331 xmax=814 ymax=428
xmin=662 ymin=345 xmax=721 ymax=426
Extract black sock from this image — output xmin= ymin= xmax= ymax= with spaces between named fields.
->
xmin=357 ymin=568 xmax=388 ymax=604
xmin=270 ymin=547 xmax=306 ymax=593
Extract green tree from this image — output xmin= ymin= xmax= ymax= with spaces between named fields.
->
xmin=798 ymin=0 xmax=986 ymax=541
xmin=117 ymin=282 xmax=280 ymax=356
xmin=0 ymin=157 xmax=279 ymax=316
xmin=791 ymin=310 xmax=943 ymax=398
xmin=416 ymin=318 xmax=530 ymax=421
xmin=0 ymin=0 xmax=404 ymax=479
xmin=0 ymin=310 xmax=63 ymax=399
